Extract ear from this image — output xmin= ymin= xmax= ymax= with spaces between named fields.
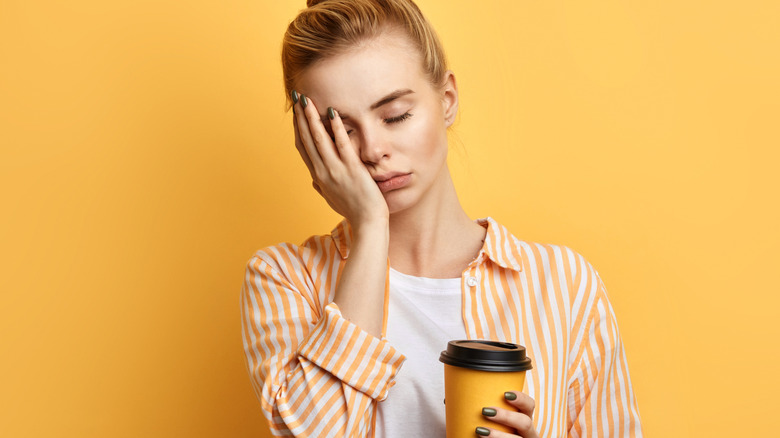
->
xmin=441 ymin=71 xmax=458 ymax=128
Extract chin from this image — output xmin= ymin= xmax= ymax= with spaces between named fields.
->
xmin=384 ymin=189 xmax=419 ymax=215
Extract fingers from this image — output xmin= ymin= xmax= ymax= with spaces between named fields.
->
xmin=475 ymin=427 xmax=532 ymax=438
xmin=293 ymin=94 xmax=326 ymax=177
xmin=296 ymin=93 xmax=342 ymax=171
xmin=292 ymin=110 xmax=315 ymax=175
xmin=476 ymin=392 xmax=538 ymax=438
xmin=477 ymin=409 xmax=535 ymax=438
xmin=328 ymin=108 xmax=361 ymax=166
xmin=503 ymin=391 xmax=535 ymax=418
xmin=291 ymin=90 xmax=369 ymax=219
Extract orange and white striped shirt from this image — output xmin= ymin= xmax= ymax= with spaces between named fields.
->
xmin=241 ymin=217 xmax=643 ymax=437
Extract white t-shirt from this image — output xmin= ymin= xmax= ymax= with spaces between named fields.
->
xmin=375 ymin=268 xmax=468 ymax=438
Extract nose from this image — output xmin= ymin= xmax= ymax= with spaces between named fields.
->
xmin=357 ymin=129 xmax=391 ymax=165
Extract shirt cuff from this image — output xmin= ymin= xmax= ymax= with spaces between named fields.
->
xmin=298 ymin=302 xmax=406 ymax=400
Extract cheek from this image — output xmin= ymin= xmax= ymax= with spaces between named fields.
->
xmin=411 ymin=113 xmax=447 ymax=159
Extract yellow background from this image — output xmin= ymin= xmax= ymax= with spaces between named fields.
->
xmin=2 ymin=0 xmax=778 ymax=436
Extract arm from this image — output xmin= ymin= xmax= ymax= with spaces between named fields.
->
xmin=241 ymin=246 xmax=405 ymax=437
xmin=241 ymin=92 xmax=399 ymax=436
xmin=566 ymin=258 xmax=643 ymax=437
xmin=294 ymin=92 xmax=390 ymax=339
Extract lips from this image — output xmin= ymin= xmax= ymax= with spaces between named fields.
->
xmin=373 ymin=172 xmax=411 ymax=193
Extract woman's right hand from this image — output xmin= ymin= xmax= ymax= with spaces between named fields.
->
xmin=292 ymin=91 xmax=389 ymax=228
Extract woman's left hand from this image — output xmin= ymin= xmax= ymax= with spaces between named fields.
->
xmin=477 ymin=391 xmax=540 ymax=438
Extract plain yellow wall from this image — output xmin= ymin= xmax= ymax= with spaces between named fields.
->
xmin=2 ymin=0 xmax=778 ymax=436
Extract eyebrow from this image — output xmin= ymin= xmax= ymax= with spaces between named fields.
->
xmin=369 ymin=89 xmax=414 ymax=110
xmin=320 ymin=89 xmax=415 ymax=123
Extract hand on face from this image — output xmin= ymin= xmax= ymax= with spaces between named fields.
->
xmin=476 ymin=391 xmax=539 ymax=438
xmin=292 ymin=91 xmax=389 ymax=227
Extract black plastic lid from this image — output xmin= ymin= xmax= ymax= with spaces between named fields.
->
xmin=439 ymin=340 xmax=533 ymax=372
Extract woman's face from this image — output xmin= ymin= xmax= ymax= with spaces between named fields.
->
xmin=295 ymin=30 xmax=458 ymax=215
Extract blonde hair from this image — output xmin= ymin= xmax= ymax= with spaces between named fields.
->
xmin=282 ymin=0 xmax=448 ymax=105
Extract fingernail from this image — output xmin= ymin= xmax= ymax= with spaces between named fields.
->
xmin=482 ymin=407 xmax=497 ymax=417
xmin=475 ymin=427 xmax=491 ymax=436
xmin=327 ymin=107 xmax=336 ymax=120
xmin=504 ymin=392 xmax=517 ymax=401
xmin=291 ymin=90 xmax=299 ymax=104
xmin=300 ymin=94 xmax=308 ymax=109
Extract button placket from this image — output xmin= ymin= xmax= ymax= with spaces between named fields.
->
xmin=463 ymin=252 xmax=484 ymax=290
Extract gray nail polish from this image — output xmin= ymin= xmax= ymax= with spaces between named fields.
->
xmin=482 ymin=407 xmax=497 ymax=417
xmin=476 ymin=427 xmax=491 ymax=436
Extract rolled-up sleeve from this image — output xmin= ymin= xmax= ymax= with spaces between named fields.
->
xmin=241 ymin=248 xmax=405 ymax=437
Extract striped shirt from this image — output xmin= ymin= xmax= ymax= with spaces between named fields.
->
xmin=241 ymin=217 xmax=643 ymax=437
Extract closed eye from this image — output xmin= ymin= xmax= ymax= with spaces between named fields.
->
xmin=384 ymin=112 xmax=412 ymax=124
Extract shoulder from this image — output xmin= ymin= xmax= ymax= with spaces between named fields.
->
xmin=486 ymin=217 xmax=605 ymax=300
xmin=484 ymin=217 xmax=595 ymax=278
xmin=245 ymin=220 xmax=348 ymax=277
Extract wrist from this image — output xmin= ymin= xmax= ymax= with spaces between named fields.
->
xmin=351 ymin=216 xmax=389 ymax=238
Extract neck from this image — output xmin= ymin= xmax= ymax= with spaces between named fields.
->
xmin=387 ymin=166 xmax=485 ymax=278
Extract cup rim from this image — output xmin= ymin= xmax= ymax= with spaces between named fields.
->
xmin=439 ymin=340 xmax=533 ymax=372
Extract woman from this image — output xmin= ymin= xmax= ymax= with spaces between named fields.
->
xmin=241 ymin=0 xmax=643 ymax=436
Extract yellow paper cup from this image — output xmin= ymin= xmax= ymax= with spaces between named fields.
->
xmin=439 ymin=340 xmax=533 ymax=438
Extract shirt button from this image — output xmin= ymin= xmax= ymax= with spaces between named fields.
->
xmin=467 ymin=277 xmax=478 ymax=287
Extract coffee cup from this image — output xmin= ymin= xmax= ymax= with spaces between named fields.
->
xmin=439 ymin=340 xmax=533 ymax=437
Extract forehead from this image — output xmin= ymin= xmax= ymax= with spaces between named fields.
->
xmin=295 ymin=32 xmax=430 ymax=111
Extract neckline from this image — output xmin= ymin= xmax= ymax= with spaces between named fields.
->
xmin=389 ymin=267 xmax=462 ymax=291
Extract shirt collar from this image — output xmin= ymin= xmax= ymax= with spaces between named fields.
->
xmin=330 ymin=220 xmax=352 ymax=260
xmin=474 ymin=217 xmax=524 ymax=272
xmin=330 ymin=217 xmax=523 ymax=272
